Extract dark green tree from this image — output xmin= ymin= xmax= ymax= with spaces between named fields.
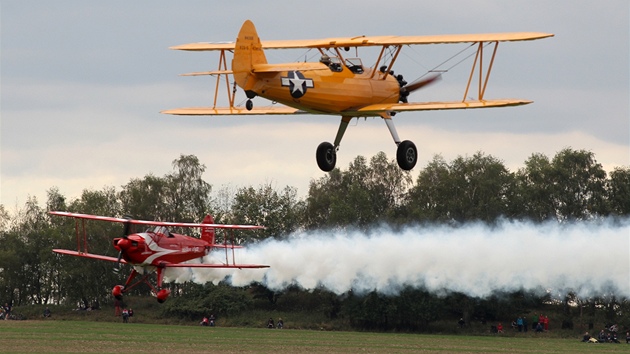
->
xmin=229 ymin=183 xmax=304 ymax=240
xmin=513 ymin=153 xmax=557 ymax=221
xmin=550 ymin=148 xmax=607 ymax=220
xmin=607 ymin=166 xmax=630 ymax=215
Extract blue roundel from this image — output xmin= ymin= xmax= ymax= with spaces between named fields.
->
xmin=281 ymin=71 xmax=314 ymax=98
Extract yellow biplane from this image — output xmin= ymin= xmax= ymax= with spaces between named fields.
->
xmin=162 ymin=20 xmax=553 ymax=172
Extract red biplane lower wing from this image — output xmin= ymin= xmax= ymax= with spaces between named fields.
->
xmin=53 ymin=249 xmax=126 ymax=263
xmin=160 ymin=262 xmax=269 ymax=269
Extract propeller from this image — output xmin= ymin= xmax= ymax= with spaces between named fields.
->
xmin=398 ymin=73 xmax=442 ymax=103
xmin=113 ymin=216 xmax=133 ymax=274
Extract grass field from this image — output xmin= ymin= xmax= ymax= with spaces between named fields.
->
xmin=1 ymin=320 xmax=627 ymax=353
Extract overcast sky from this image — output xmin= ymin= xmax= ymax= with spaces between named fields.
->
xmin=2 ymin=1 xmax=628 ymax=212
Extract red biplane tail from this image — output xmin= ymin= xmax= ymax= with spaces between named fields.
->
xmin=232 ymin=20 xmax=267 ymax=90
xmin=201 ymin=214 xmax=216 ymax=245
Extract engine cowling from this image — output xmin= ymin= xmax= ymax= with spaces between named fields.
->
xmin=156 ymin=289 xmax=171 ymax=303
xmin=112 ymin=285 xmax=124 ymax=300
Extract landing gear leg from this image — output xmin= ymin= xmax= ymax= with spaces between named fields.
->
xmin=384 ymin=117 xmax=417 ymax=170
xmin=316 ymin=116 xmax=351 ymax=172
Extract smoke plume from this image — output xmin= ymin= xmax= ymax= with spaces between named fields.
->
xmin=164 ymin=219 xmax=630 ymax=298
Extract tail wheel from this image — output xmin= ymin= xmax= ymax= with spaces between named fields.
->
xmin=396 ymin=140 xmax=417 ymax=170
xmin=316 ymin=142 xmax=336 ymax=172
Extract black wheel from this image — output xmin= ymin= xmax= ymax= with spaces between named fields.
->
xmin=246 ymin=99 xmax=253 ymax=111
xmin=396 ymin=140 xmax=417 ymax=170
xmin=316 ymin=142 xmax=336 ymax=172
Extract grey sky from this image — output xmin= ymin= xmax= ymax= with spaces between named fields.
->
xmin=2 ymin=1 xmax=628 ymax=210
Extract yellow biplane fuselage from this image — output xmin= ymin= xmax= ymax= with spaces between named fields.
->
xmin=249 ymin=64 xmax=399 ymax=114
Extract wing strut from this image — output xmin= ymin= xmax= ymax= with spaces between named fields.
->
xmin=463 ymin=41 xmax=499 ymax=101
xmin=213 ymin=49 xmax=235 ymax=108
xmin=73 ymin=218 xmax=89 ymax=254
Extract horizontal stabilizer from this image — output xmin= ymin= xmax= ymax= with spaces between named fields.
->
xmin=252 ymin=63 xmax=327 ymax=73
xmin=180 ymin=70 xmax=232 ymax=76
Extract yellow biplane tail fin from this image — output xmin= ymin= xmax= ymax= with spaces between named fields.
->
xmin=232 ymin=20 xmax=267 ymax=90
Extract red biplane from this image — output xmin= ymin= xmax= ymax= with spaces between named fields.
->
xmin=50 ymin=211 xmax=268 ymax=303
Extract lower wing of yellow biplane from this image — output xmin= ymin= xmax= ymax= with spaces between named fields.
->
xmin=161 ymin=106 xmax=304 ymax=116
xmin=161 ymin=99 xmax=530 ymax=117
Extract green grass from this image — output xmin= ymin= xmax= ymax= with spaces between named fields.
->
xmin=0 ymin=320 xmax=627 ymax=353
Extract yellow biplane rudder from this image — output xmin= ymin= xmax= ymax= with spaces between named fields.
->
xmin=232 ymin=20 xmax=267 ymax=90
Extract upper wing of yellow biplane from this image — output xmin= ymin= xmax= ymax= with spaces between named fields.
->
xmin=171 ymin=32 xmax=553 ymax=51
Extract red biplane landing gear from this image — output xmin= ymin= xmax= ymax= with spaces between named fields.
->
xmin=112 ymin=285 xmax=124 ymax=300
xmin=114 ymin=268 xmax=171 ymax=303
xmin=156 ymin=289 xmax=171 ymax=303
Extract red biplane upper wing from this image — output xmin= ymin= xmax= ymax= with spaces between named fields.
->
xmin=52 ymin=249 xmax=126 ymax=263
xmin=49 ymin=211 xmax=264 ymax=230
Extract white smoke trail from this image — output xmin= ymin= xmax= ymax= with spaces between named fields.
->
xmin=164 ymin=219 xmax=630 ymax=298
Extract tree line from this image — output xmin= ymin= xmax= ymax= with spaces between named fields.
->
xmin=0 ymin=149 xmax=628 ymax=330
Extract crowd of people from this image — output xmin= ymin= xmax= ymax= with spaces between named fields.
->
xmin=200 ymin=314 xmax=216 ymax=326
xmin=492 ymin=314 xmax=550 ymax=334
xmin=581 ymin=324 xmax=629 ymax=344
xmin=267 ymin=317 xmax=284 ymax=329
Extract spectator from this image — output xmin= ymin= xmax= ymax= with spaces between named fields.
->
xmin=201 ymin=317 xmax=209 ymax=326
xmin=517 ymin=317 xmax=523 ymax=332
xmin=3 ymin=303 xmax=11 ymax=320
xmin=277 ymin=318 xmax=284 ymax=329
xmin=581 ymin=331 xmax=591 ymax=342
xmin=625 ymin=331 xmax=630 ymax=344
xmin=535 ymin=322 xmax=543 ymax=333
xmin=523 ymin=317 xmax=528 ymax=332
xmin=543 ymin=316 xmax=549 ymax=331
xmin=43 ymin=307 xmax=51 ymax=318
xmin=209 ymin=314 xmax=216 ymax=327
xmin=531 ymin=314 xmax=538 ymax=331
xmin=598 ymin=329 xmax=607 ymax=343
xmin=122 ymin=308 xmax=129 ymax=323
xmin=497 ymin=323 xmax=504 ymax=333
xmin=458 ymin=318 xmax=465 ymax=328
xmin=267 ymin=318 xmax=274 ymax=329
xmin=611 ymin=332 xmax=620 ymax=343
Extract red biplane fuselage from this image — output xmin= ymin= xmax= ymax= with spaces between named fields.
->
xmin=113 ymin=227 xmax=208 ymax=266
